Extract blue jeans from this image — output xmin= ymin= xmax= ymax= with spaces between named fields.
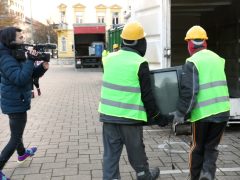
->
xmin=102 ymin=123 xmax=149 ymax=180
xmin=0 ymin=112 xmax=27 ymax=170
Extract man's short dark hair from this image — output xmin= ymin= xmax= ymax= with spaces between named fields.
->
xmin=0 ymin=27 xmax=22 ymax=48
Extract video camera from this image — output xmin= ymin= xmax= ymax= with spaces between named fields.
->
xmin=10 ymin=42 xmax=57 ymax=62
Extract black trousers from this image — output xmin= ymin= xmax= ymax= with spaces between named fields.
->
xmin=32 ymin=78 xmax=40 ymax=89
xmin=189 ymin=121 xmax=227 ymax=180
xmin=102 ymin=123 xmax=149 ymax=180
xmin=0 ymin=112 xmax=27 ymax=170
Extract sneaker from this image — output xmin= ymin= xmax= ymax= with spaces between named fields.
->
xmin=17 ymin=147 xmax=37 ymax=163
xmin=0 ymin=171 xmax=10 ymax=180
xmin=149 ymin=167 xmax=160 ymax=180
xmin=137 ymin=167 xmax=160 ymax=180
xmin=37 ymin=88 xmax=41 ymax=96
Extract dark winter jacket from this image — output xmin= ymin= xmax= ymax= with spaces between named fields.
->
xmin=177 ymin=61 xmax=229 ymax=123
xmin=0 ymin=43 xmax=47 ymax=114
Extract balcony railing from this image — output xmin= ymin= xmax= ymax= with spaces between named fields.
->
xmin=53 ymin=23 xmax=68 ymax=30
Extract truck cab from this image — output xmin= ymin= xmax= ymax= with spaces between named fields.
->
xmin=73 ymin=23 xmax=105 ymax=68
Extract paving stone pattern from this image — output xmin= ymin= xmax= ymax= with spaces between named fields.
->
xmin=0 ymin=64 xmax=239 ymax=180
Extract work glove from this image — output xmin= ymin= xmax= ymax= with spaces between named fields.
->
xmin=153 ymin=112 xmax=174 ymax=127
xmin=169 ymin=111 xmax=185 ymax=125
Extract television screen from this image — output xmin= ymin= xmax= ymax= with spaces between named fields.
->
xmin=150 ymin=66 xmax=182 ymax=115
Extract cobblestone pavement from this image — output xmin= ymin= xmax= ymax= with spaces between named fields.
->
xmin=0 ymin=64 xmax=240 ymax=180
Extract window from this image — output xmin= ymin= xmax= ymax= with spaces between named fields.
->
xmin=76 ymin=15 xmax=83 ymax=24
xmin=97 ymin=12 xmax=105 ymax=23
xmin=112 ymin=12 xmax=119 ymax=25
xmin=76 ymin=12 xmax=83 ymax=24
xmin=98 ymin=16 xmax=104 ymax=23
xmin=61 ymin=37 xmax=67 ymax=51
xmin=60 ymin=11 xmax=65 ymax=23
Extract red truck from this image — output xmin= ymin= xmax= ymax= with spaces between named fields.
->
xmin=73 ymin=23 xmax=105 ymax=68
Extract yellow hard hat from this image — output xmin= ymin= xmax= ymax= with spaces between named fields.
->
xmin=185 ymin=25 xmax=208 ymax=41
xmin=113 ymin=44 xmax=119 ymax=49
xmin=121 ymin=21 xmax=146 ymax=40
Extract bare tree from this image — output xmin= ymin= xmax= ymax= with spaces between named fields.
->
xmin=46 ymin=20 xmax=57 ymax=44
xmin=31 ymin=20 xmax=57 ymax=44
xmin=0 ymin=0 xmax=18 ymax=28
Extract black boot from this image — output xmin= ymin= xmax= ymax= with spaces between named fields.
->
xmin=199 ymin=171 xmax=214 ymax=180
xmin=200 ymin=150 xmax=218 ymax=180
xmin=37 ymin=88 xmax=41 ymax=96
xmin=137 ymin=167 xmax=160 ymax=180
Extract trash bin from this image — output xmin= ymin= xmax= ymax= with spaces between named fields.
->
xmin=95 ymin=43 xmax=103 ymax=57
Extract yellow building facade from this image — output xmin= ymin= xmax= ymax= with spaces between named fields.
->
xmin=55 ymin=0 xmax=130 ymax=59
xmin=57 ymin=30 xmax=74 ymax=58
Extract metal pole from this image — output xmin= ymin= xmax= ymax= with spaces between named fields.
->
xmin=30 ymin=0 xmax=34 ymax=43
xmin=47 ymin=35 xmax=50 ymax=43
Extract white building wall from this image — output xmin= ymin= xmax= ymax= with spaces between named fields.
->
xmin=129 ymin=0 xmax=171 ymax=69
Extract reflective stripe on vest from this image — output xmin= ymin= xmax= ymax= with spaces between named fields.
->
xmin=98 ymin=50 xmax=147 ymax=121
xmin=187 ymin=49 xmax=230 ymax=122
xmin=195 ymin=96 xmax=229 ymax=109
xmin=101 ymin=98 xmax=145 ymax=111
xmin=199 ymin=80 xmax=227 ymax=90
xmin=102 ymin=81 xmax=141 ymax=93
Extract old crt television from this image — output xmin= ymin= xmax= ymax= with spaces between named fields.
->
xmin=150 ymin=66 xmax=182 ymax=115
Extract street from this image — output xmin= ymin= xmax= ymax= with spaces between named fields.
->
xmin=0 ymin=63 xmax=240 ymax=180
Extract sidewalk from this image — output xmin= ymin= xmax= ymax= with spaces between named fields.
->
xmin=0 ymin=64 xmax=240 ymax=180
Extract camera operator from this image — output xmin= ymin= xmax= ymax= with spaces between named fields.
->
xmin=0 ymin=27 xmax=49 ymax=179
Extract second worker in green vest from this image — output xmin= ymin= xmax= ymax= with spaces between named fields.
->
xmin=171 ymin=25 xmax=230 ymax=180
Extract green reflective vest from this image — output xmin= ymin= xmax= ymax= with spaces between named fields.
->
xmin=102 ymin=50 xmax=109 ymax=65
xmin=98 ymin=50 xmax=147 ymax=121
xmin=102 ymin=50 xmax=109 ymax=57
xmin=187 ymin=49 xmax=230 ymax=122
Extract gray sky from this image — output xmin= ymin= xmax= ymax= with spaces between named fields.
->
xmin=24 ymin=0 xmax=130 ymax=24
xmin=24 ymin=0 xmax=60 ymax=23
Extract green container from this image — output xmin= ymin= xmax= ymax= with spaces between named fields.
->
xmin=107 ymin=25 xmax=123 ymax=52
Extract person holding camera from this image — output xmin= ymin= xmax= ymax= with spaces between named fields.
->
xmin=0 ymin=27 xmax=49 ymax=179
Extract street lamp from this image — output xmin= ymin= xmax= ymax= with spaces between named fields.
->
xmin=30 ymin=0 xmax=34 ymax=43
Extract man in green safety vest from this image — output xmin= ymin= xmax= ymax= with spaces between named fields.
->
xmin=98 ymin=21 xmax=173 ymax=180
xmin=171 ymin=25 xmax=230 ymax=180
xmin=112 ymin=44 xmax=119 ymax=52
xmin=101 ymin=49 xmax=109 ymax=66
